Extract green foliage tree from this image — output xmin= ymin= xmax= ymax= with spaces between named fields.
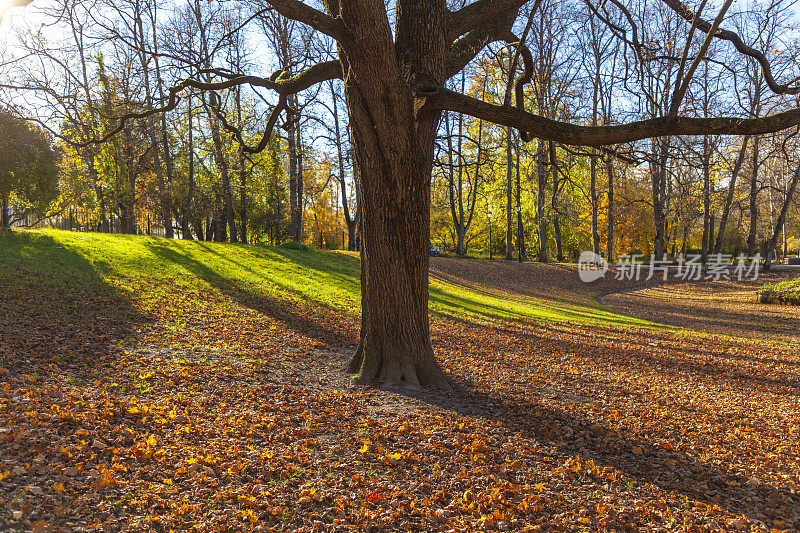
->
xmin=0 ymin=109 xmax=59 ymax=227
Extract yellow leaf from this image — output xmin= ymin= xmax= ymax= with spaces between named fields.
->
xmin=358 ymin=442 xmax=369 ymax=455
xmin=146 ymin=435 xmax=157 ymax=446
xmin=534 ymin=483 xmax=546 ymax=492
xmin=53 ymin=482 xmax=65 ymax=494
xmin=632 ymin=446 xmax=644 ymax=455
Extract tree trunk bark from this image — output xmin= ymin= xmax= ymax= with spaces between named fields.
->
xmin=193 ymin=219 xmax=204 ymax=241
xmin=764 ymin=164 xmax=800 ymax=270
xmin=182 ymin=93 xmax=195 ymax=241
xmin=342 ymin=51 xmax=450 ymax=390
xmin=714 ymin=137 xmax=749 ymax=254
xmin=651 ymin=139 xmax=670 ymax=258
xmin=515 ymin=139 xmax=525 ymax=262
xmin=288 ymin=93 xmax=303 ymax=243
xmin=1 ymin=194 xmax=8 ymax=228
xmin=330 ymin=80 xmax=358 ymax=251
xmin=701 ymin=136 xmax=711 ymax=263
xmin=590 ymin=150 xmax=600 ymax=255
xmin=208 ymin=95 xmax=235 ymax=243
xmin=239 ymin=146 xmax=248 ymax=244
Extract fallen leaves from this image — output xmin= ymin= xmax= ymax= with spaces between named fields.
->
xmin=1 ymin=236 xmax=799 ymax=532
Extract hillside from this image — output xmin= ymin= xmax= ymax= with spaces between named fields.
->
xmin=1 ymin=229 xmax=798 ymax=532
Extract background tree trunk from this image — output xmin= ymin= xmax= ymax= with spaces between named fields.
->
xmin=605 ymin=154 xmax=615 ymax=261
xmin=536 ymin=139 xmax=548 ymax=262
xmin=714 ymin=137 xmax=749 ymax=253
xmin=748 ymin=136 xmax=761 ymax=256
xmin=515 ymin=139 xmax=525 ymax=261
xmin=505 ymin=126 xmax=514 ymax=260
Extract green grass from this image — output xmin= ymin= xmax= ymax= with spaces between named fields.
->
xmin=0 ymin=229 xmax=652 ymax=329
xmin=758 ymin=276 xmax=800 ymax=303
xmin=759 ymin=276 xmax=800 ymax=293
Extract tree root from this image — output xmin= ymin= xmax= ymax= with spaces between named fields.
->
xmin=344 ymin=341 xmax=454 ymax=392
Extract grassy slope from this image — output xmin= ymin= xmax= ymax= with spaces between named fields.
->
xmin=1 ymin=229 xmax=650 ymax=330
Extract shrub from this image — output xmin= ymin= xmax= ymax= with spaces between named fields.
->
xmin=280 ymin=240 xmax=311 ymax=251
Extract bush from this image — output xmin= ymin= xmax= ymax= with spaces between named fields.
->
xmin=280 ymin=240 xmax=311 ymax=251
xmin=757 ymin=276 xmax=800 ymax=305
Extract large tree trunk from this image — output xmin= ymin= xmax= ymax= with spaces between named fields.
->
xmin=342 ymin=2 xmax=451 ymax=389
xmin=343 ymin=87 xmax=449 ymax=389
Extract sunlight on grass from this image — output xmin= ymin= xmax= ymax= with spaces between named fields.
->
xmin=759 ymin=276 xmax=800 ymax=293
xmin=3 ymin=229 xmax=656 ymax=329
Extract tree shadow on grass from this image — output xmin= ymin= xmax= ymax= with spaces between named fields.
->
xmin=144 ymin=243 xmax=356 ymax=349
xmin=0 ymin=231 xmax=148 ymax=379
xmin=428 ymin=283 xmax=664 ymax=330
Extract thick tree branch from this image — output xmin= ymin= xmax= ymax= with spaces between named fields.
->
xmin=446 ymin=11 xmax=517 ymax=78
xmin=70 ymin=60 xmax=341 ymax=148
xmin=424 ymin=86 xmax=800 ymax=147
xmin=447 ymin=0 xmax=528 ymax=42
xmin=260 ymin=0 xmax=346 ymax=41
xmin=660 ymin=0 xmax=800 ymax=95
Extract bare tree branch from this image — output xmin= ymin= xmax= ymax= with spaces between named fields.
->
xmin=660 ymin=0 xmax=800 ymax=95
xmin=68 ymin=60 xmax=341 ymax=148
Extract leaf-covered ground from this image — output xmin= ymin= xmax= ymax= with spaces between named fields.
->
xmin=1 ymin=229 xmax=798 ymax=532
xmin=602 ymin=277 xmax=800 ymax=344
